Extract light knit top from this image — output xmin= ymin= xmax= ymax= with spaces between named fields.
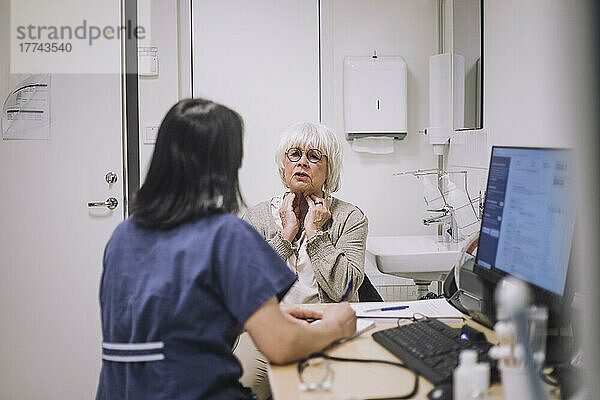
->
xmin=242 ymin=195 xmax=368 ymax=303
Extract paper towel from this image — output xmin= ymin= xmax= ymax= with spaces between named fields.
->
xmin=351 ymin=137 xmax=394 ymax=154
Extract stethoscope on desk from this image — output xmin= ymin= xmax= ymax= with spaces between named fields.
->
xmin=297 ymin=351 xmax=419 ymax=399
xmin=297 ymin=314 xmax=466 ymax=399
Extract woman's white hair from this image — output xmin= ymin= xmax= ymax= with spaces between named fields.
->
xmin=275 ymin=122 xmax=342 ymax=194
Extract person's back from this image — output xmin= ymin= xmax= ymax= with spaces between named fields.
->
xmin=98 ymin=214 xmax=296 ymax=399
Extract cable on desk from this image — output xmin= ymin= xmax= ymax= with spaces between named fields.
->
xmin=297 ymin=316 xmax=469 ymax=398
xmin=297 ymin=352 xmax=420 ymax=399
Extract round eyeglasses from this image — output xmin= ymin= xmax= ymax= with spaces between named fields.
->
xmin=286 ymin=148 xmax=326 ymax=164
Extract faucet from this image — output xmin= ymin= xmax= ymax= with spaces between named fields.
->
xmin=423 ymin=205 xmax=459 ymax=243
xmin=478 ymin=190 xmax=486 ymax=219
xmin=394 ymin=167 xmax=480 ymax=243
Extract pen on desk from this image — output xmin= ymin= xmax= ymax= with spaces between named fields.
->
xmin=364 ymin=305 xmax=409 ymax=313
xmin=339 ymin=278 xmax=353 ymax=302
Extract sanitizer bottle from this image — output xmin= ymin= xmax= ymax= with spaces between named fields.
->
xmin=453 ymin=350 xmax=477 ymax=400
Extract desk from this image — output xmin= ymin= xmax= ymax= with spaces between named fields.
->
xmin=269 ymin=303 xmax=559 ymax=400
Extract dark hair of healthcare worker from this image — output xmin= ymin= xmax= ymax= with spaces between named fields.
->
xmin=96 ymin=98 xmax=356 ymax=399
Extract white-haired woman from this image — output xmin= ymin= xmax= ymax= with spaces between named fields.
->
xmin=236 ymin=122 xmax=368 ymax=399
xmin=243 ymin=122 xmax=368 ymax=303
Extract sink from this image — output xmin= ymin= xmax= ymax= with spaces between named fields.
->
xmin=366 ymin=235 xmax=463 ymax=283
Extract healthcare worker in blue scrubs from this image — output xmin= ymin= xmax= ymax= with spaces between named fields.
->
xmin=96 ymin=98 xmax=356 ymax=399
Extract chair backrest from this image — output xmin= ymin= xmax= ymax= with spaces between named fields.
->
xmin=358 ymin=275 xmax=383 ymax=302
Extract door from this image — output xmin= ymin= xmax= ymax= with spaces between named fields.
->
xmin=192 ymin=0 xmax=320 ymax=205
xmin=0 ymin=6 xmax=124 ymax=400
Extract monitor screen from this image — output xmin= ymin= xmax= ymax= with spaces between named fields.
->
xmin=475 ymin=147 xmax=575 ymax=296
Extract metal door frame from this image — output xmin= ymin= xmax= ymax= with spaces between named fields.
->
xmin=122 ymin=0 xmax=140 ymax=216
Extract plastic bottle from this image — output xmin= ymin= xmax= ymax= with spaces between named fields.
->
xmin=453 ymin=350 xmax=477 ymax=400
xmin=471 ymin=362 xmax=491 ymax=398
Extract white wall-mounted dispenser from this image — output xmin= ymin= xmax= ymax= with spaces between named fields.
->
xmin=428 ymin=53 xmax=465 ymax=155
xmin=428 ymin=53 xmax=452 ymax=155
xmin=343 ymin=56 xmax=407 ymax=141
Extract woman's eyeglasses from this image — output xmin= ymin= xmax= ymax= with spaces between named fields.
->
xmin=286 ymin=148 xmax=326 ymax=164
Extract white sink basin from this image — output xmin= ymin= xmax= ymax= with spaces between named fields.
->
xmin=366 ymin=235 xmax=463 ymax=282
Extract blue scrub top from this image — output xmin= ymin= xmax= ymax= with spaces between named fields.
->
xmin=96 ymin=214 xmax=296 ymax=400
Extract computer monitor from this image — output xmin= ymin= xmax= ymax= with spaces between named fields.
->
xmin=473 ymin=146 xmax=575 ymax=327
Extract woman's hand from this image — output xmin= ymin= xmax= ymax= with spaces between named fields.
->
xmin=280 ymin=305 xmax=323 ymax=325
xmin=319 ymin=302 xmax=357 ymax=340
xmin=304 ymin=194 xmax=331 ymax=239
xmin=280 ymin=192 xmax=300 ymax=242
xmin=245 ymin=297 xmax=356 ymax=364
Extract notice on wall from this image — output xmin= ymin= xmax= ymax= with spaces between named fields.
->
xmin=2 ymin=74 xmax=51 ymax=140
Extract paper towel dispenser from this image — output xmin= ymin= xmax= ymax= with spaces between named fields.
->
xmin=343 ymin=55 xmax=407 ymax=140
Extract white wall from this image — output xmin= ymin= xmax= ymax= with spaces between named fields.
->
xmin=453 ymin=0 xmax=592 ymax=211
xmin=138 ymin=0 xmax=180 ymax=180
xmin=144 ymin=1 xmax=440 ymax=238
xmin=484 ymin=0 xmax=583 ymax=150
xmin=191 ymin=0 xmax=320 ymax=208
xmin=188 ymin=0 xmax=440 ymax=237
xmin=322 ymin=0 xmax=439 ymax=236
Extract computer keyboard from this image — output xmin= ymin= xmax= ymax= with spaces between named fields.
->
xmin=372 ymin=318 xmax=496 ymax=385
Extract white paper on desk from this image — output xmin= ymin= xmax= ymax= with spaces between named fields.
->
xmin=337 ymin=319 xmax=376 ymax=344
xmin=351 ymin=299 xmax=465 ymax=321
xmin=312 ymin=319 xmax=375 ymax=344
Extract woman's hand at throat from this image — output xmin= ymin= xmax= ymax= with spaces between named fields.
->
xmin=280 ymin=192 xmax=301 ymax=242
xmin=304 ymin=193 xmax=331 ymax=239
xmin=281 ymin=190 xmax=330 ymax=242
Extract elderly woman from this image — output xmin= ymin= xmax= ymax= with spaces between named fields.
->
xmin=236 ymin=122 xmax=368 ymax=399
xmin=243 ymin=122 xmax=368 ymax=303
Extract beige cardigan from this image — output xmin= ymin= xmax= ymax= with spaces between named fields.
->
xmin=242 ymin=196 xmax=368 ymax=303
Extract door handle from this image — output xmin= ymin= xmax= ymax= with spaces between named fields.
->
xmin=88 ymin=197 xmax=119 ymax=210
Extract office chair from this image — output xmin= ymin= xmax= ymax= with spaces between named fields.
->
xmin=358 ymin=275 xmax=383 ymax=302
